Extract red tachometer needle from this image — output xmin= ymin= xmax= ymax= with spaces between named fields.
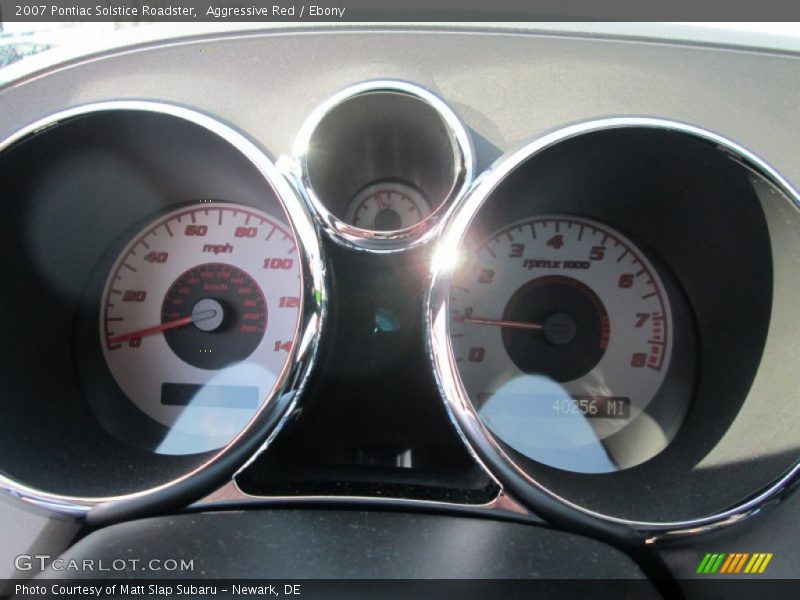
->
xmin=108 ymin=309 xmax=216 ymax=345
xmin=461 ymin=317 xmax=544 ymax=331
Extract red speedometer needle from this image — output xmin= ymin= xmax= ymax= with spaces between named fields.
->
xmin=108 ymin=309 xmax=217 ymax=345
xmin=461 ymin=317 xmax=544 ymax=331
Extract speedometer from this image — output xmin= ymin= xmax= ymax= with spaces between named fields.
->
xmin=99 ymin=202 xmax=301 ymax=455
xmin=449 ymin=215 xmax=678 ymax=473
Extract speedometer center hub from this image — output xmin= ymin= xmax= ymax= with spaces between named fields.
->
xmin=161 ymin=263 xmax=267 ymax=370
xmin=191 ymin=298 xmax=225 ymax=333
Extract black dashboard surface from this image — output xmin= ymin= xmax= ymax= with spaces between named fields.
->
xmin=43 ymin=509 xmax=651 ymax=583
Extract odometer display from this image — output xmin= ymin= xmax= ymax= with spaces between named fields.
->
xmin=450 ymin=215 xmax=674 ymax=473
xmin=100 ymin=202 xmax=301 ymax=455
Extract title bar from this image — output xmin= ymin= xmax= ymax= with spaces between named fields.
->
xmin=2 ymin=0 xmax=800 ymax=22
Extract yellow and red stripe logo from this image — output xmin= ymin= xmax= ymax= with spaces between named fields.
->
xmin=696 ymin=552 xmax=773 ymax=574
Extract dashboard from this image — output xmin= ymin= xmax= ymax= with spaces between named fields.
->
xmin=2 ymin=23 xmax=800 ymax=595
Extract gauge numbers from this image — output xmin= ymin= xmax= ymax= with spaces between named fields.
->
xmin=101 ymin=203 xmax=301 ymax=454
xmin=450 ymin=215 xmax=673 ymax=473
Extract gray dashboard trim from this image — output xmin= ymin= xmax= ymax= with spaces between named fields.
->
xmin=3 ymin=23 xmax=800 ymax=88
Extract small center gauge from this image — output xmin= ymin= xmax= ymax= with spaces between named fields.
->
xmin=344 ymin=180 xmax=431 ymax=231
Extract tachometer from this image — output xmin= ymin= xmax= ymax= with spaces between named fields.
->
xmin=449 ymin=215 xmax=675 ymax=473
xmin=100 ymin=202 xmax=301 ymax=454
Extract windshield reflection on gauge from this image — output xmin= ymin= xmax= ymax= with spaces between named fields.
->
xmin=450 ymin=215 xmax=688 ymax=473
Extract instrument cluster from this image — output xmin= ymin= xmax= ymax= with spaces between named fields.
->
xmin=1 ymin=82 xmax=800 ymax=535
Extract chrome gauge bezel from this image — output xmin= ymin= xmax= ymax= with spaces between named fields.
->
xmin=0 ymin=101 xmax=326 ymax=516
xmin=289 ymin=80 xmax=475 ymax=253
xmin=426 ymin=116 xmax=800 ymax=536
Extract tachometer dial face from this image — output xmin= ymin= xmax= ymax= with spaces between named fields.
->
xmin=450 ymin=215 xmax=674 ymax=473
xmin=100 ymin=203 xmax=301 ymax=455
xmin=345 ymin=181 xmax=431 ymax=231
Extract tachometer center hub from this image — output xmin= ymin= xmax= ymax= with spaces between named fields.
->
xmin=501 ymin=275 xmax=609 ymax=383
xmin=542 ymin=312 xmax=577 ymax=346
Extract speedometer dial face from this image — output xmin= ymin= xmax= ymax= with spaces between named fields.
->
xmin=100 ymin=203 xmax=301 ymax=455
xmin=450 ymin=215 xmax=674 ymax=473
